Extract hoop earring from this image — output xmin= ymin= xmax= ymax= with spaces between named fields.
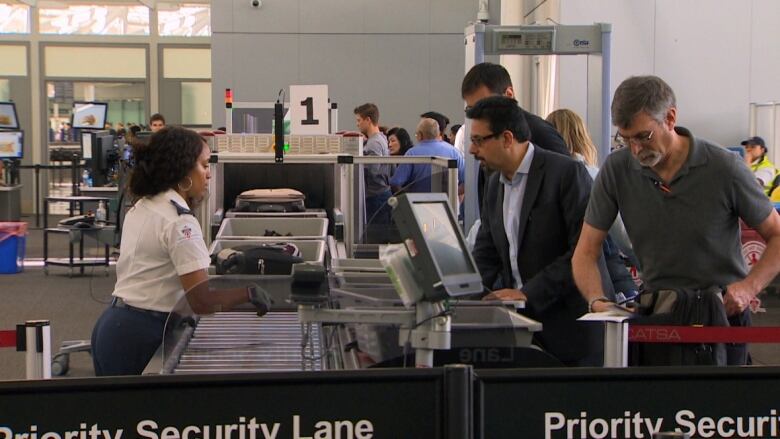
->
xmin=178 ymin=176 xmax=193 ymax=192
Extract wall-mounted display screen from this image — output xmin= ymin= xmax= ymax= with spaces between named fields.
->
xmin=71 ymin=101 xmax=108 ymax=130
xmin=0 ymin=131 xmax=23 ymax=159
xmin=0 ymin=102 xmax=20 ymax=130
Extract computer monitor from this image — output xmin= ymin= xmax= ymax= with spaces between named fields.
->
xmin=0 ymin=131 xmax=23 ymax=159
xmin=135 ymin=131 xmax=153 ymax=143
xmin=390 ymin=192 xmax=483 ymax=301
xmin=71 ymin=101 xmax=108 ymax=130
xmin=82 ymin=130 xmax=116 ymax=186
xmin=0 ymin=102 xmax=20 ymax=130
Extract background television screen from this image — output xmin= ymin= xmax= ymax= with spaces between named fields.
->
xmin=72 ymin=102 xmax=108 ymax=130
xmin=0 ymin=131 xmax=23 ymax=159
xmin=0 ymin=102 xmax=20 ymax=130
xmin=410 ymin=201 xmax=474 ymax=277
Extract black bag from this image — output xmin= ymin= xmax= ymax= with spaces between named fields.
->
xmin=213 ymin=243 xmax=303 ymax=275
xmin=234 ymin=189 xmax=306 ymax=213
xmin=630 ymin=287 xmax=729 ymax=366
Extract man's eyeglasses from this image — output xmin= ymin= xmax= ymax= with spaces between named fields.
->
xmin=613 ymin=130 xmax=654 ymax=150
xmin=470 ymin=132 xmax=502 ymax=146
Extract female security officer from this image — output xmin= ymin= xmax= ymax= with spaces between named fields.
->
xmin=91 ymin=126 xmax=269 ymax=375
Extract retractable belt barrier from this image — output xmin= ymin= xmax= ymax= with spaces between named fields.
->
xmin=0 ymin=329 xmax=17 ymax=348
xmin=0 ymin=321 xmax=52 ymax=379
xmin=629 ymin=325 xmax=780 ymax=344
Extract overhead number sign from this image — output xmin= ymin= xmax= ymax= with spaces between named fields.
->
xmin=290 ymin=84 xmax=329 ymax=135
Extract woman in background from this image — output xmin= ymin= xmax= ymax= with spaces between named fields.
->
xmin=547 ymin=108 xmax=638 ymax=296
xmin=546 ymin=109 xmax=599 ymax=176
xmin=387 ymin=127 xmax=414 ymax=156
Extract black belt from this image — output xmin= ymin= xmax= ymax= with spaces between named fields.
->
xmin=111 ymin=297 xmax=170 ymax=320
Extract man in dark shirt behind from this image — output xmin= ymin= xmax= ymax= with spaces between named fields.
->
xmin=461 ymin=62 xmax=568 ymax=156
xmin=459 ymin=63 xmax=569 ymax=208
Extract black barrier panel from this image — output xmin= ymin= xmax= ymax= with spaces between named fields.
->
xmin=477 ymin=366 xmax=780 ymax=439
xmin=0 ymin=369 xmax=465 ymax=439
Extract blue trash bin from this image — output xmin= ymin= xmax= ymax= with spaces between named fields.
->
xmin=0 ymin=222 xmax=26 ymax=274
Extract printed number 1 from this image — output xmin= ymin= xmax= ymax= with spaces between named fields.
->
xmin=301 ymin=97 xmax=319 ymax=125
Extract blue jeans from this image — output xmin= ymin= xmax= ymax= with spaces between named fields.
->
xmin=365 ymin=190 xmax=392 ymax=225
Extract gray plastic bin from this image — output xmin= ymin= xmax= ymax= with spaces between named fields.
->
xmin=216 ymin=217 xmax=328 ymax=240
xmin=209 ymin=239 xmax=325 ymax=265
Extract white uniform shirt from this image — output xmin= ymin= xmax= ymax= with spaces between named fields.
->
xmin=112 ymin=188 xmax=210 ymax=312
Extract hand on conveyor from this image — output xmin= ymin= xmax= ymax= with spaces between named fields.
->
xmin=247 ymin=284 xmax=273 ymax=316
xmin=482 ymin=288 xmax=527 ymax=301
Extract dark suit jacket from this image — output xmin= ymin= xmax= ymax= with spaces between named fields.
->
xmin=477 ymin=109 xmax=568 ymax=207
xmin=522 ymin=109 xmax=569 ymax=155
xmin=472 ymin=147 xmax=613 ymax=365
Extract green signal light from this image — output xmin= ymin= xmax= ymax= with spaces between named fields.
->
xmin=284 ymin=144 xmax=290 ymax=151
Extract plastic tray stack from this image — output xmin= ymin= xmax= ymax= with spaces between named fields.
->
xmin=214 ymin=134 xmax=362 ymax=156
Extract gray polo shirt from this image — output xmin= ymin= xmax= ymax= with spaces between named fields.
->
xmin=585 ymin=126 xmax=772 ymax=291
xmin=363 ymin=132 xmax=391 ymax=196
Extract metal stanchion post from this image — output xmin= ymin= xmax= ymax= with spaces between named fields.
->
xmin=71 ymin=155 xmax=80 ymax=196
xmin=23 ymin=320 xmax=52 ymax=380
xmin=34 ymin=165 xmax=41 ymax=228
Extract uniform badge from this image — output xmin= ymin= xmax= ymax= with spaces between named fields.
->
xmin=181 ymin=225 xmax=193 ymax=239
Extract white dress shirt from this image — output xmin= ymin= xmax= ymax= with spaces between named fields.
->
xmin=501 ymin=143 xmax=535 ymax=290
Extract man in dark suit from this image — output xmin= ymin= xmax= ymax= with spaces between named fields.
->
xmin=461 ymin=62 xmax=568 ymax=156
xmin=468 ymin=96 xmax=612 ymax=366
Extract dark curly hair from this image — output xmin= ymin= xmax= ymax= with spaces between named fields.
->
xmin=128 ymin=126 xmax=205 ymax=200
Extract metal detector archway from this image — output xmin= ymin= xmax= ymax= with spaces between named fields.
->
xmin=463 ymin=23 xmax=612 ymax=231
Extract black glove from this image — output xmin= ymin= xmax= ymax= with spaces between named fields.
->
xmin=247 ymin=285 xmax=272 ymax=316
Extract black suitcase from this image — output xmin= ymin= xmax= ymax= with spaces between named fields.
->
xmin=213 ymin=243 xmax=303 ymax=275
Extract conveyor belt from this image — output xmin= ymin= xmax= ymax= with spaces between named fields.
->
xmin=171 ymin=311 xmax=324 ymax=374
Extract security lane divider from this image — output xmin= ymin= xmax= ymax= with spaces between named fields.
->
xmin=0 ymin=321 xmax=52 ymax=379
xmin=5 ymin=366 xmax=780 ymax=438
xmin=587 ymin=315 xmax=780 ymax=367
xmin=0 ymin=330 xmax=16 ymax=348
xmin=0 ymin=366 xmax=474 ymax=439
xmin=629 ymin=325 xmax=780 ymax=343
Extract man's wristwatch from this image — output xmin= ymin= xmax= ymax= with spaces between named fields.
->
xmin=588 ymin=296 xmax=611 ymax=313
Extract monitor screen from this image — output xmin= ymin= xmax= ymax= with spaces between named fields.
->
xmin=71 ymin=102 xmax=108 ymax=130
xmin=411 ymin=201 xmax=474 ymax=277
xmin=390 ymin=193 xmax=483 ymax=301
xmin=0 ymin=131 xmax=23 ymax=159
xmin=0 ymin=102 xmax=20 ymax=130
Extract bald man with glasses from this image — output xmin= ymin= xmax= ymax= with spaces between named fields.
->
xmin=573 ymin=75 xmax=780 ymax=366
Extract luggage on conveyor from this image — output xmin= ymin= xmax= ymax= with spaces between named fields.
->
xmin=213 ymin=243 xmax=303 ymax=275
xmin=234 ymin=188 xmax=306 ymax=213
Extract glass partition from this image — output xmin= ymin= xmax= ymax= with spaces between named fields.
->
xmin=363 ymin=165 xmax=460 ymax=246
xmin=181 ymin=81 xmax=211 ymax=126
xmin=46 ymin=80 xmax=145 ymax=213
